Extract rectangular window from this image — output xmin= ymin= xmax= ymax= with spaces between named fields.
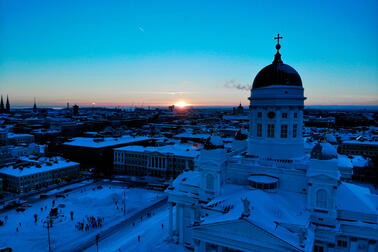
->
xmin=314 ymin=245 xmax=324 ymax=252
xmin=267 ymin=124 xmax=275 ymax=138
xmin=282 ymin=112 xmax=288 ymax=118
xmin=294 ymin=112 xmax=298 ymax=118
xmin=280 ymin=124 xmax=288 ymax=138
xmin=337 ymin=240 xmax=347 ymax=248
xmin=257 ymin=124 xmax=262 ymax=137
xmin=293 ymin=124 xmax=297 ymax=138
xmin=258 ymin=112 xmax=262 ymax=118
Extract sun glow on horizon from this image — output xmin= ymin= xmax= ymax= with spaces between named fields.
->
xmin=175 ymin=101 xmax=189 ymax=108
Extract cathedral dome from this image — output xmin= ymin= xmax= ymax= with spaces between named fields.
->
xmin=252 ymin=36 xmax=302 ymax=90
xmin=252 ymin=61 xmax=302 ymax=89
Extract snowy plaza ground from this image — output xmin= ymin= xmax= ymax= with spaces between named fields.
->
xmin=84 ymin=204 xmax=190 ymax=252
xmin=0 ymin=180 xmax=166 ymax=252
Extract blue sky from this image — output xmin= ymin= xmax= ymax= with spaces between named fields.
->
xmin=0 ymin=0 xmax=377 ymax=106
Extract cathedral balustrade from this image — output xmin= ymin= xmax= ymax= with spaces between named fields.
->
xmin=228 ymin=154 xmax=307 ymax=172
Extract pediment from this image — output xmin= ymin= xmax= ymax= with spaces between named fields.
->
xmin=307 ymin=172 xmax=338 ymax=181
xmin=199 ymin=160 xmax=223 ymax=169
xmin=192 ymin=219 xmax=303 ymax=251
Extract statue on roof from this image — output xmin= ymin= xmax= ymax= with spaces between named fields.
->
xmin=241 ymin=197 xmax=251 ymax=217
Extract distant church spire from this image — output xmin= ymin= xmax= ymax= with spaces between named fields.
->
xmin=273 ymin=33 xmax=283 ymax=64
xmin=0 ymin=95 xmax=4 ymax=112
xmin=33 ymin=97 xmax=37 ymax=113
xmin=5 ymin=95 xmax=10 ymax=112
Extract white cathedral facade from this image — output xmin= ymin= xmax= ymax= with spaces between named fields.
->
xmin=166 ymin=38 xmax=378 ymax=252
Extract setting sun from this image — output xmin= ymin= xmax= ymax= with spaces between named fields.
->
xmin=175 ymin=101 xmax=189 ymax=108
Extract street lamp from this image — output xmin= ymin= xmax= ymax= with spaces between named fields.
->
xmin=96 ymin=234 xmax=100 ymax=252
xmin=43 ymin=218 xmax=53 ymax=252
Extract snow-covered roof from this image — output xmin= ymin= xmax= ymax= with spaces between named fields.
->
xmin=166 ymin=171 xmax=202 ymax=199
xmin=306 ymin=168 xmax=341 ymax=180
xmin=0 ymin=157 xmax=79 ymax=177
xmin=202 ymin=185 xmax=309 ymax=250
xmin=336 ymin=182 xmax=378 ymax=214
xmin=64 ymin=135 xmax=150 ymax=148
xmin=343 ymin=140 xmax=378 ymax=146
xmin=351 ymin=155 xmax=369 ymax=167
xmin=173 ymin=133 xmax=210 ymax=139
xmin=30 ymin=129 xmax=61 ymax=134
xmin=115 ymin=143 xmax=201 ymax=158
xmin=248 ymin=175 xmax=278 ymax=184
xmin=222 ymin=115 xmax=249 ymax=120
xmin=7 ymin=133 xmax=34 ymax=138
xmin=209 ymin=136 xmax=223 ymax=146
xmin=325 ymin=134 xmax=337 ymax=143
xmin=337 ymin=155 xmax=353 ymax=168
xmin=172 ymin=170 xmax=201 ymax=188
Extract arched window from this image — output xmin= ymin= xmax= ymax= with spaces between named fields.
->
xmin=206 ymin=174 xmax=214 ymax=191
xmin=316 ymin=189 xmax=327 ymax=209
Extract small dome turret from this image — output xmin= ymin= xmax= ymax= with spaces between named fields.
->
xmin=235 ymin=130 xmax=248 ymax=140
xmin=311 ymin=142 xmax=337 ymax=160
xmin=204 ymin=136 xmax=224 ymax=150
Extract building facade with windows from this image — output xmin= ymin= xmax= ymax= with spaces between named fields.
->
xmin=114 ymin=144 xmax=200 ymax=178
xmin=60 ymin=135 xmax=153 ymax=176
xmin=338 ymin=141 xmax=378 ymax=158
xmin=0 ymin=157 xmax=79 ymax=193
xmin=8 ymin=143 xmax=40 ymax=157
xmin=167 ymin=38 xmax=378 ymax=252
xmin=7 ymin=133 xmax=35 ymax=145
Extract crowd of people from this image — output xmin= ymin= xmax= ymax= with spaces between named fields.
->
xmin=76 ymin=216 xmax=104 ymax=231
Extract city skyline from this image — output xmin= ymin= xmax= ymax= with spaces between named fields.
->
xmin=0 ymin=0 xmax=377 ymax=107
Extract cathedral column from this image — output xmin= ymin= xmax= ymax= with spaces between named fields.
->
xmin=178 ymin=205 xmax=184 ymax=244
xmin=193 ymin=240 xmax=200 ymax=252
xmin=176 ymin=204 xmax=180 ymax=237
xmin=199 ymin=240 xmax=206 ymax=252
xmin=168 ymin=203 xmax=173 ymax=239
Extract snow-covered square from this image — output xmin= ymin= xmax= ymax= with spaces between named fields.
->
xmin=0 ymin=180 xmax=165 ymax=252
